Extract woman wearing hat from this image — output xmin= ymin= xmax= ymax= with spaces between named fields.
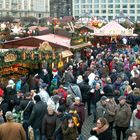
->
xmin=130 ymin=102 xmax=140 ymax=130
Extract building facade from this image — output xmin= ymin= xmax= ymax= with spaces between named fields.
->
xmin=0 ymin=0 xmax=50 ymax=18
xmin=72 ymin=0 xmax=140 ymax=22
xmin=50 ymin=0 xmax=72 ymax=17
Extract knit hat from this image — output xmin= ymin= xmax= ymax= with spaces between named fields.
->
xmin=118 ymin=96 xmax=126 ymax=101
xmin=47 ymin=103 xmax=55 ymax=111
xmin=41 ymin=83 xmax=48 ymax=88
xmin=100 ymin=96 xmax=108 ymax=101
xmin=5 ymin=111 xmax=13 ymax=120
xmin=75 ymin=97 xmax=80 ymax=101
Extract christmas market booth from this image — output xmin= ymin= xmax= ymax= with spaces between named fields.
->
xmin=0 ymin=47 xmax=61 ymax=84
xmin=93 ymin=21 xmax=134 ymax=46
xmin=1 ymin=33 xmax=92 ymax=83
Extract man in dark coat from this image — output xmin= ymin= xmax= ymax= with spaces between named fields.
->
xmin=91 ymin=82 xmax=102 ymax=123
xmin=78 ymin=77 xmax=91 ymax=115
xmin=28 ymin=95 xmax=47 ymax=140
xmin=19 ymin=93 xmax=34 ymax=140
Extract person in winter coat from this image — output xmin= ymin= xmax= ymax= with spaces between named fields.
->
xmin=71 ymin=97 xmax=85 ymax=134
xmin=96 ymin=96 xmax=107 ymax=119
xmin=91 ymin=82 xmax=103 ymax=123
xmin=78 ymin=77 xmax=91 ymax=115
xmin=104 ymin=97 xmax=117 ymax=132
xmin=0 ymin=111 xmax=26 ymax=140
xmin=90 ymin=117 xmax=112 ymax=140
xmin=115 ymin=96 xmax=132 ymax=140
xmin=38 ymin=83 xmax=50 ymax=103
xmin=130 ymin=102 xmax=140 ymax=130
xmin=54 ymin=106 xmax=66 ymax=140
xmin=28 ymin=95 xmax=47 ymax=140
xmin=125 ymin=85 xmax=137 ymax=111
xmin=19 ymin=93 xmax=34 ymax=140
xmin=62 ymin=114 xmax=78 ymax=140
xmin=42 ymin=104 xmax=57 ymax=140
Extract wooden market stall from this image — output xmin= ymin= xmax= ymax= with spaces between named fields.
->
xmin=1 ymin=33 xmax=92 ymax=83
xmin=93 ymin=21 xmax=134 ymax=46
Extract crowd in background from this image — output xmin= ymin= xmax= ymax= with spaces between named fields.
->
xmin=0 ymin=38 xmax=140 ymax=140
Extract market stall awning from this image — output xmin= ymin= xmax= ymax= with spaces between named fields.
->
xmin=70 ymin=42 xmax=92 ymax=50
xmin=18 ymin=46 xmax=37 ymax=50
xmin=94 ymin=21 xmax=133 ymax=36
xmin=62 ymin=50 xmax=73 ymax=58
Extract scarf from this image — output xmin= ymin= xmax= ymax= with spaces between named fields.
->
xmin=96 ymin=124 xmax=109 ymax=135
xmin=136 ymin=110 xmax=140 ymax=119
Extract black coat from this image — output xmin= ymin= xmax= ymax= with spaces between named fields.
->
xmin=29 ymin=101 xmax=47 ymax=129
xmin=78 ymin=81 xmax=91 ymax=101
xmin=90 ymin=127 xmax=112 ymax=140
xmin=19 ymin=99 xmax=34 ymax=120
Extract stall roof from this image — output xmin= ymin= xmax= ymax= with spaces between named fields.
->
xmin=71 ymin=42 xmax=92 ymax=50
xmin=3 ymin=34 xmax=91 ymax=50
xmin=34 ymin=34 xmax=71 ymax=48
xmin=94 ymin=21 xmax=133 ymax=36
xmin=18 ymin=46 xmax=37 ymax=50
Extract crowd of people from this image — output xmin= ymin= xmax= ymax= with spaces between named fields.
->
xmin=0 ymin=40 xmax=140 ymax=140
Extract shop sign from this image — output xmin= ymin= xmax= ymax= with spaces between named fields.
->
xmin=4 ymin=53 xmax=17 ymax=63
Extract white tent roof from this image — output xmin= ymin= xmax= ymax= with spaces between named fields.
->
xmin=94 ymin=21 xmax=133 ymax=36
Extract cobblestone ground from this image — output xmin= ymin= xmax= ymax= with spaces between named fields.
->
xmin=82 ymin=114 xmax=94 ymax=139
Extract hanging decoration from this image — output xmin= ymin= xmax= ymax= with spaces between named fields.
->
xmin=0 ymin=49 xmax=60 ymax=68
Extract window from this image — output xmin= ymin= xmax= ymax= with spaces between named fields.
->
xmin=130 ymin=5 xmax=135 ymax=8
xmin=123 ymin=5 xmax=127 ymax=8
xmin=94 ymin=5 xmax=99 ymax=8
xmin=108 ymin=0 xmax=113 ymax=2
xmin=94 ymin=0 xmax=99 ymax=3
xmin=81 ymin=10 xmax=86 ymax=13
xmin=81 ymin=0 xmax=86 ymax=3
xmin=122 ymin=0 xmax=127 ymax=2
xmin=6 ymin=3 xmax=9 ymax=9
xmin=137 ymin=5 xmax=140 ymax=8
xmin=116 ymin=10 xmax=120 ymax=13
xmin=123 ymin=10 xmax=127 ymax=13
xmin=87 ymin=5 xmax=92 ymax=8
xmin=102 ymin=10 xmax=106 ymax=13
xmin=94 ymin=10 xmax=99 ymax=13
xmin=108 ymin=10 xmax=113 ymax=13
xmin=130 ymin=0 xmax=134 ymax=2
xmin=130 ymin=10 xmax=135 ymax=13
xmin=115 ymin=5 xmax=120 ymax=8
xmin=87 ymin=0 xmax=92 ymax=3
xmin=137 ymin=10 xmax=140 ymax=14
xmin=81 ymin=5 xmax=86 ymax=8
xmin=75 ymin=10 xmax=79 ymax=15
xmin=137 ymin=16 xmax=140 ymax=21
xmin=101 ymin=5 xmax=106 ymax=8
xmin=115 ymin=0 xmax=120 ymax=2
xmin=75 ymin=0 xmax=79 ymax=3
xmin=101 ymin=0 xmax=106 ymax=2
xmin=108 ymin=5 xmax=113 ymax=8
xmin=130 ymin=16 xmax=135 ymax=21
xmin=75 ymin=5 xmax=79 ymax=8
xmin=108 ymin=16 xmax=113 ymax=20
